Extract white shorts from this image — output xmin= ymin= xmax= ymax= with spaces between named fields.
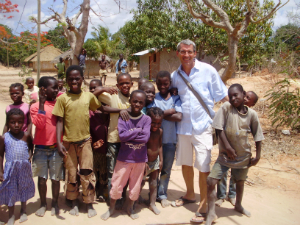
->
xmin=176 ymin=126 xmax=213 ymax=172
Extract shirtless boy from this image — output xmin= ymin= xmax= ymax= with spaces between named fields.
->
xmin=99 ymin=55 xmax=109 ymax=86
xmin=141 ymin=107 xmax=163 ymax=215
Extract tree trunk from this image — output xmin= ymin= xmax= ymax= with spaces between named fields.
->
xmin=221 ymin=35 xmax=238 ymax=83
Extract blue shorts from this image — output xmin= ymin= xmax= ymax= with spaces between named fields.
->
xmin=32 ymin=147 xmax=64 ymax=181
xmin=208 ymin=162 xmax=249 ymax=182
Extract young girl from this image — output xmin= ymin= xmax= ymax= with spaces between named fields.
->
xmin=3 ymin=83 xmax=30 ymax=134
xmin=0 ymin=108 xmax=35 ymax=225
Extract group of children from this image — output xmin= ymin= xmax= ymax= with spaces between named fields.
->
xmin=0 ymin=64 xmax=263 ymax=224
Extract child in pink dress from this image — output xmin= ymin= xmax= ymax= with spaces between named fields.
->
xmin=3 ymin=83 xmax=30 ymax=134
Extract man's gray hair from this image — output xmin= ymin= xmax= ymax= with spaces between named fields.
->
xmin=177 ymin=39 xmax=196 ymax=52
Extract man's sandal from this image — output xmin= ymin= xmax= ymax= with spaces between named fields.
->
xmin=190 ymin=212 xmax=206 ymax=224
xmin=171 ymin=196 xmax=196 ymax=207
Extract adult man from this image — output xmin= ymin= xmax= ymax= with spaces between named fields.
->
xmin=171 ymin=39 xmax=228 ymax=223
xmin=54 ymin=57 xmax=65 ymax=79
xmin=115 ymin=54 xmax=127 ymax=76
xmin=99 ymin=55 xmax=109 ymax=86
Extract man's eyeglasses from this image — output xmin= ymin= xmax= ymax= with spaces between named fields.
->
xmin=179 ymin=50 xmax=195 ymax=55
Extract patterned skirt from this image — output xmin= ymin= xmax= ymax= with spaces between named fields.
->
xmin=0 ymin=160 xmax=35 ymax=206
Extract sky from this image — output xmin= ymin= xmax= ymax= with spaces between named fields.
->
xmin=1 ymin=0 xmax=299 ymax=40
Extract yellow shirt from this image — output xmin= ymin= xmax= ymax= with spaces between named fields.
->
xmin=52 ymin=91 xmax=101 ymax=142
xmin=98 ymin=91 xmax=130 ymax=143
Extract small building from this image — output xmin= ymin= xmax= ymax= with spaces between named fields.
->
xmin=52 ymin=50 xmax=111 ymax=77
xmin=134 ymin=48 xmax=223 ymax=80
xmin=24 ymin=46 xmax=63 ymax=72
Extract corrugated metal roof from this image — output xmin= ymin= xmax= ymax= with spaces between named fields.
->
xmin=133 ymin=48 xmax=156 ymax=56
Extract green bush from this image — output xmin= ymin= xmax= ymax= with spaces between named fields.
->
xmin=265 ymin=78 xmax=300 ymax=130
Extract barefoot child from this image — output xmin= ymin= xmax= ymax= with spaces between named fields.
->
xmin=3 ymin=83 xmax=30 ymax=134
xmin=142 ymin=107 xmax=163 ymax=215
xmin=205 ymin=84 xmax=264 ymax=225
xmin=151 ymin=71 xmax=182 ymax=208
xmin=0 ymin=108 xmax=35 ymax=225
xmin=101 ymin=90 xmax=151 ymax=220
xmin=52 ymin=65 xmax=105 ymax=218
xmin=93 ymin=73 xmax=132 ymax=207
xmin=216 ymin=90 xmax=259 ymax=207
xmin=24 ymin=77 xmax=39 ymax=105
xmin=30 ymin=77 xmax=64 ymax=217
xmin=89 ymin=79 xmax=109 ymax=202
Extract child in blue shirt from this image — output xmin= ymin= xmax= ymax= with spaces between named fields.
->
xmin=149 ymin=71 xmax=182 ymax=207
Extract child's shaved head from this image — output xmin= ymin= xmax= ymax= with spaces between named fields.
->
xmin=140 ymin=82 xmax=155 ymax=91
xmin=138 ymin=78 xmax=148 ymax=90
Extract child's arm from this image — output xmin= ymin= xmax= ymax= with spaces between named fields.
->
xmin=2 ymin=123 xmax=8 ymax=135
xmin=93 ymin=86 xmax=118 ymax=97
xmin=158 ymin=128 xmax=163 ymax=171
xmin=0 ymin=136 xmax=4 ymax=182
xmin=26 ymin=108 xmax=33 ymax=136
xmin=164 ymin=96 xmax=183 ymax=122
xmin=130 ymin=117 xmax=151 ymax=143
xmin=30 ymin=89 xmax=47 ymax=129
xmin=164 ymin=110 xmax=182 ymax=122
xmin=56 ymin=117 xmax=67 ymax=158
xmin=27 ymin=135 xmax=34 ymax=162
xmin=101 ymin=105 xmax=130 ymax=121
xmin=216 ymin=129 xmax=237 ymax=160
xmin=249 ymin=141 xmax=261 ymax=167
xmin=118 ymin=119 xmax=142 ymax=142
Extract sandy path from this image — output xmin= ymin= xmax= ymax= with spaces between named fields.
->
xmin=0 ymin=68 xmax=300 ymax=224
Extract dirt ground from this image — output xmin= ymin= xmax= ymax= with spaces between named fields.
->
xmin=0 ymin=66 xmax=300 ymax=225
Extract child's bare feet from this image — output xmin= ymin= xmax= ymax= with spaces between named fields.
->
xmin=205 ymin=213 xmax=218 ymax=225
xmin=160 ymin=199 xmax=170 ymax=208
xmin=215 ymin=198 xmax=225 ymax=207
xmin=234 ymin=205 xmax=251 ymax=217
xmin=149 ymin=203 xmax=160 ymax=215
xmin=115 ymin=198 xmax=124 ymax=210
xmin=127 ymin=205 xmax=139 ymax=220
xmin=35 ymin=205 xmax=46 ymax=217
xmin=7 ymin=215 xmax=15 ymax=225
xmin=137 ymin=195 xmax=145 ymax=204
xmin=51 ymin=201 xmax=59 ymax=216
xmin=228 ymin=198 xmax=236 ymax=206
xmin=69 ymin=200 xmax=79 ymax=216
xmin=19 ymin=213 xmax=28 ymax=223
xmin=100 ymin=208 xmax=115 ymax=221
xmin=87 ymin=204 xmax=97 ymax=218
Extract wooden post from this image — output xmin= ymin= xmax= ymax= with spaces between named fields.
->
xmin=37 ymin=0 xmax=41 ymax=82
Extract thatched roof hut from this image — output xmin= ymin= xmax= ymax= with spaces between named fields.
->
xmin=24 ymin=46 xmax=63 ymax=72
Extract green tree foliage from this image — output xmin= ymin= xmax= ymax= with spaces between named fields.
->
xmin=83 ymin=38 xmax=100 ymax=58
xmin=45 ymin=25 xmax=70 ymax=52
xmin=0 ymin=25 xmax=51 ymax=66
xmin=120 ymin=0 xmax=274 ymax=70
xmin=266 ymin=78 xmax=300 ymax=130
xmin=273 ymin=24 xmax=300 ymax=51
